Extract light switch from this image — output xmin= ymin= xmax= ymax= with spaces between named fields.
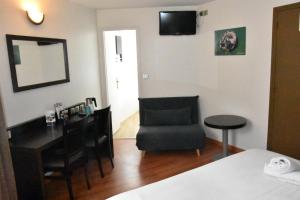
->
xmin=142 ymin=73 xmax=149 ymax=79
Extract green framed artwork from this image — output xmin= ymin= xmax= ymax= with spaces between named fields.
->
xmin=215 ymin=27 xmax=246 ymax=56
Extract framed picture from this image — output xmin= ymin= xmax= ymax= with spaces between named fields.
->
xmin=215 ymin=27 xmax=246 ymax=56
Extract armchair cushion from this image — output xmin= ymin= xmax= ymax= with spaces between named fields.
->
xmin=136 ymin=125 xmax=205 ymax=151
xmin=144 ymin=107 xmax=192 ymax=126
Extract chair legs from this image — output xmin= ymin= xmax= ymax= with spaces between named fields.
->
xmin=64 ymin=160 xmax=90 ymax=200
xmin=108 ymin=142 xmax=114 ymax=168
xmin=94 ymin=148 xmax=105 ymax=178
xmin=109 ymin=157 xmax=114 ymax=168
xmin=65 ymin=173 xmax=74 ymax=200
xmin=83 ymin=163 xmax=91 ymax=189
xmin=92 ymin=141 xmax=115 ymax=178
xmin=196 ymin=149 xmax=201 ymax=157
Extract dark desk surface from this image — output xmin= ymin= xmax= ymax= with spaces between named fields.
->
xmin=204 ymin=115 xmax=247 ymax=130
xmin=11 ymin=124 xmax=63 ymax=150
xmin=10 ymin=115 xmax=93 ymax=151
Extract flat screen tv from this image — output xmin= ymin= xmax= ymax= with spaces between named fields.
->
xmin=159 ymin=11 xmax=197 ymax=35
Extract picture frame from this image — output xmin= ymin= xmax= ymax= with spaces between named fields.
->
xmin=215 ymin=27 xmax=246 ymax=56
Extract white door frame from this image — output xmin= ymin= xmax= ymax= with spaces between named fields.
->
xmin=99 ymin=27 xmax=142 ymax=108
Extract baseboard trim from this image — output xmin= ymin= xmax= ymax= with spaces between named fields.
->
xmin=206 ymin=138 xmax=244 ymax=153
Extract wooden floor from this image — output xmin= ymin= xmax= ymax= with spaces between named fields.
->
xmin=46 ymin=139 xmax=237 ymax=200
xmin=113 ymin=112 xmax=139 ymax=139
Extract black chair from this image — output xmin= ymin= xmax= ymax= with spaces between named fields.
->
xmin=43 ymin=117 xmax=90 ymax=200
xmin=85 ymin=106 xmax=114 ymax=177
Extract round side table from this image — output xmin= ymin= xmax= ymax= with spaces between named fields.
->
xmin=204 ymin=115 xmax=247 ymax=160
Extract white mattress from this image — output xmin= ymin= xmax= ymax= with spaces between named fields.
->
xmin=107 ymin=149 xmax=300 ymax=200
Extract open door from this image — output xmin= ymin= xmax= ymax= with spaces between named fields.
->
xmin=103 ymin=30 xmax=139 ymax=135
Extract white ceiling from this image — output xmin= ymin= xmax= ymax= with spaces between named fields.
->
xmin=69 ymin=0 xmax=215 ymax=9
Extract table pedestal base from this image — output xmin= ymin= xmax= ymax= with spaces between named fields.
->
xmin=214 ymin=129 xmax=230 ymax=161
xmin=214 ymin=152 xmax=233 ymax=160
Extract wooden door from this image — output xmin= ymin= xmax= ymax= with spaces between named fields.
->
xmin=268 ymin=2 xmax=300 ymax=159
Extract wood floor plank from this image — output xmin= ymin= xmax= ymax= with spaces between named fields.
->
xmin=113 ymin=112 xmax=139 ymax=139
xmin=46 ymin=139 xmax=239 ymax=200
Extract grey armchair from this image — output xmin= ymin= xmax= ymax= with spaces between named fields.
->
xmin=136 ymin=96 xmax=206 ymax=155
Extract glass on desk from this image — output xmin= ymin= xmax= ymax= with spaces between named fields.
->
xmin=45 ymin=110 xmax=56 ymax=126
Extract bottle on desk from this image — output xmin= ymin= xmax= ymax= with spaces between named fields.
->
xmin=85 ymin=105 xmax=92 ymax=116
xmin=86 ymin=97 xmax=97 ymax=115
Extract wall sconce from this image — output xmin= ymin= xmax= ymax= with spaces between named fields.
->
xmin=25 ymin=5 xmax=44 ymax=25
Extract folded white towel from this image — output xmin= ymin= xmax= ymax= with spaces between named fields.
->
xmin=264 ymin=157 xmax=300 ymax=185
xmin=264 ymin=157 xmax=297 ymax=175
xmin=279 ymin=171 xmax=300 ymax=186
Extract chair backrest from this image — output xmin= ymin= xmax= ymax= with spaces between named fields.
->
xmin=63 ymin=117 xmax=87 ymax=164
xmin=93 ymin=106 xmax=111 ymax=143
xmin=138 ymin=96 xmax=199 ymax=125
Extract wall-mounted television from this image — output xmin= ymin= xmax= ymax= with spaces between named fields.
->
xmin=159 ymin=11 xmax=197 ymax=35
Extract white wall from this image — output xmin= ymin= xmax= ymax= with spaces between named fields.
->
xmin=97 ymin=6 xmax=201 ymax=101
xmin=0 ymin=0 xmax=101 ymax=126
xmin=197 ymin=0 xmax=299 ymax=149
xmin=97 ymin=0 xmax=299 ymax=149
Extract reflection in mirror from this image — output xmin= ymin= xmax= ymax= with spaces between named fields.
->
xmin=6 ymin=35 xmax=70 ymax=92
xmin=13 ymin=41 xmax=66 ymax=87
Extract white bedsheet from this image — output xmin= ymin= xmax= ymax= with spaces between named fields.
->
xmin=107 ymin=149 xmax=300 ymax=200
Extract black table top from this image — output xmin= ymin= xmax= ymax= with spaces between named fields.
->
xmin=204 ymin=115 xmax=247 ymax=130
xmin=10 ymin=115 xmax=93 ymax=151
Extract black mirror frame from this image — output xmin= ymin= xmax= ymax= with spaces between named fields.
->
xmin=6 ymin=34 xmax=70 ymax=92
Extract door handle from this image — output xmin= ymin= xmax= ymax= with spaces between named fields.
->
xmin=116 ymin=79 xmax=119 ymax=89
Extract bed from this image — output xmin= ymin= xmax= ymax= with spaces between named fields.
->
xmin=107 ymin=149 xmax=300 ymax=200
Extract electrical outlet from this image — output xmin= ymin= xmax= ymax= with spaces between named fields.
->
xmin=142 ymin=73 xmax=149 ymax=79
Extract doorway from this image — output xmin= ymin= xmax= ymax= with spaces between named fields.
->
xmin=103 ymin=30 xmax=139 ymax=138
xmin=268 ymin=2 xmax=300 ymax=159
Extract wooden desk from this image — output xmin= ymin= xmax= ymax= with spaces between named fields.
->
xmin=9 ymin=114 xmax=113 ymax=200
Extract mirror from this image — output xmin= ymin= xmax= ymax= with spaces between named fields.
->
xmin=6 ymin=35 xmax=70 ymax=92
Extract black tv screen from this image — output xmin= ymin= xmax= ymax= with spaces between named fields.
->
xmin=159 ymin=11 xmax=197 ymax=35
